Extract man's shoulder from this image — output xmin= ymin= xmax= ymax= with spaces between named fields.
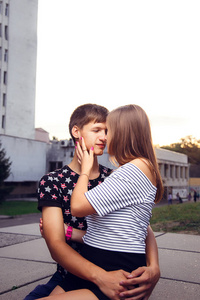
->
xmin=40 ymin=165 xmax=70 ymax=181
xmin=99 ymin=164 xmax=113 ymax=176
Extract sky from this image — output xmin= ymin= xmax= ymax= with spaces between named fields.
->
xmin=35 ymin=0 xmax=200 ymax=146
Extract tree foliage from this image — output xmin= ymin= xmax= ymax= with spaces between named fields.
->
xmin=161 ymin=135 xmax=200 ymax=165
xmin=0 ymin=141 xmax=12 ymax=202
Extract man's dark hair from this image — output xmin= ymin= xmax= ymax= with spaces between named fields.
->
xmin=69 ymin=104 xmax=108 ymax=143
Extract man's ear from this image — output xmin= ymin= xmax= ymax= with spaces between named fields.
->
xmin=71 ymin=125 xmax=81 ymax=141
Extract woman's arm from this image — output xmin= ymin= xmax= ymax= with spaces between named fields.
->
xmin=65 ymin=224 xmax=85 ymax=243
xmin=71 ymin=140 xmax=97 ymax=217
xmin=71 ymin=173 xmax=96 ymax=217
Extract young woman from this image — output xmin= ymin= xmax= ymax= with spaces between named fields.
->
xmin=40 ymin=104 xmax=163 ymax=300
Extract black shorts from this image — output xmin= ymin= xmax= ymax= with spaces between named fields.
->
xmin=59 ymin=244 xmax=146 ymax=299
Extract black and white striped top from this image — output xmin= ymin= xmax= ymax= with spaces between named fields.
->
xmin=83 ymin=163 xmax=157 ymax=254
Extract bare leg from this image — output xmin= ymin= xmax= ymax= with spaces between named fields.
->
xmin=49 ymin=285 xmax=65 ymax=296
xmin=40 ymin=289 xmax=99 ymax=300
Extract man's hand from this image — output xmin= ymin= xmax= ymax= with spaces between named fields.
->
xmin=119 ymin=266 xmax=160 ymax=300
xmin=39 ymin=218 xmax=44 ymax=238
xmin=95 ymin=269 xmax=130 ymax=300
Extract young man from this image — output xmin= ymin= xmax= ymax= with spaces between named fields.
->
xmin=24 ymin=104 xmax=160 ymax=300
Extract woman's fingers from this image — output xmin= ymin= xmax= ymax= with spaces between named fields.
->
xmin=81 ymin=137 xmax=87 ymax=152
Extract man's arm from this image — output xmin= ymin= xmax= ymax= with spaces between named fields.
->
xmin=40 ymin=218 xmax=85 ymax=244
xmin=119 ymin=225 xmax=160 ymax=300
xmin=42 ymin=206 xmax=128 ymax=300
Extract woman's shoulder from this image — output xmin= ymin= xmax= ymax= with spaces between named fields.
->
xmin=129 ymin=158 xmax=156 ymax=186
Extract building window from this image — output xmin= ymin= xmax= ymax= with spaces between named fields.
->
xmin=0 ymin=47 xmax=2 ymax=60
xmin=2 ymin=115 xmax=5 ymax=128
xmin=170 ymin=165 xmax=173 ymax=178
xmin=0 ymin=24 xmax=2 ymax=37
xmin=5 ymin=4 xmax=9 ymax=16
xmin=4 ymin=49 xmax=8 ymax=62
xmin=0 ymin=2 xmax=2 ymax=14
xmin=185 ymin=167 xmax=188 ymax=179
xmin=3 ymin=71 xmax=7 ymax=84
xmin=2 ymin=93 xmax=6 ymax=106
xmin=180 ymin=166 xmax=183 ymax=178
xmin=5 ymin=25 xmax=8 ymax=40
xmin=164 ymin=164 xmax=168 ymax=177
xmin=175 ymin=166 xmax=179 ymax=178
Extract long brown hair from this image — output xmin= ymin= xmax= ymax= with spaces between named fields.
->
xmin=107 ymin=104 xmax=163 ymax=203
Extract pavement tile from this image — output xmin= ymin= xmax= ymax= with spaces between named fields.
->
xmin=0 ymin=223 xmax=41 ymax=236
xmin=149 ymin=277 xmax=200 ymax=300
xmin=0 ymin=258 xmax=56 ymax=295
xmin=156 ymin=232 xmax=200 ymax=252
xmin=0 ymin=277 xmax=50 ymax=300
xmin=0 ymin=232 xmax=40 ymax=248
xmin=0 ymin=238 xmax=54 ymax=262
xmin=159 ymin=248 xmax=200 ymax=284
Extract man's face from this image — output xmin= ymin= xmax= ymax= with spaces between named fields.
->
xmin=79 ymin=121 xmax=107 ymax=156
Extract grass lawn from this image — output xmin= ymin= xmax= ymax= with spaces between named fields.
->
xmin=0 ymin=201 xmax=39 ymax=216
xmin=0 ymin=200 xmax=200 ymax=235
xmin=150 ymin=201 xmax=200 ymax=235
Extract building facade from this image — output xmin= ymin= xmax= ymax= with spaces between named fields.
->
xmin=0 ymin=0 xmax=37 ymax=138
xmin=0 ymin=0 xmax=48 ymax=198
xmin=155 ymin=148 xmax=189 ymax=201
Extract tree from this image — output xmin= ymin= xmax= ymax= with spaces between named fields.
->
xmin=161 ymin=135 xmax=200 ymax=164
xmin=0 ymin=141 xmax=12 ymax=203
xmin=161 ymin=135 xmax=200 ymax=177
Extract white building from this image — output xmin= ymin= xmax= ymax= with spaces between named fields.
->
xmin=0 ymin=0 xmax=48 ymax=198
xmin=155 ymin=147 xmax=189 ymax=201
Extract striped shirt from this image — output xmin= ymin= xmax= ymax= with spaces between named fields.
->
xmin=83 ymin=163 xmax=157 ymax=254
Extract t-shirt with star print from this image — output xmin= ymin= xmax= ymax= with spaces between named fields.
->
xmin=37 ymin=164 xmax=112 ymax=278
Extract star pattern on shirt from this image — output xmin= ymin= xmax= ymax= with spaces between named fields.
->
xmin=63 ymin=195 xmax=69 ymax=202
xmin=53 ymin=184 xmax=58 ymax=190
xmin=71 ymin=216 xmax=77 ymax=223
xmin=78 ymin=222 xmax=84 ymax=229
xmin=45 ymin=186 xmax=51 ymax=193
xmin=68 ymin=189 xmax=73 ymax=195
xmin=58 ymin=173 xmax=64 ymax=178
xmin=61 ymin=183 xmax=67 ymax=189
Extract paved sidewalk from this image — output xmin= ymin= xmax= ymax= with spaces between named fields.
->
xmin=0 ymin=214 xmax=200 ymax=299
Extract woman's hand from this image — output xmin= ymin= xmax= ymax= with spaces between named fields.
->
xmin=76 ymin=137 xmax=94 ymax=176
xmin=119 ymin=265 xmax=160 ymax=299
